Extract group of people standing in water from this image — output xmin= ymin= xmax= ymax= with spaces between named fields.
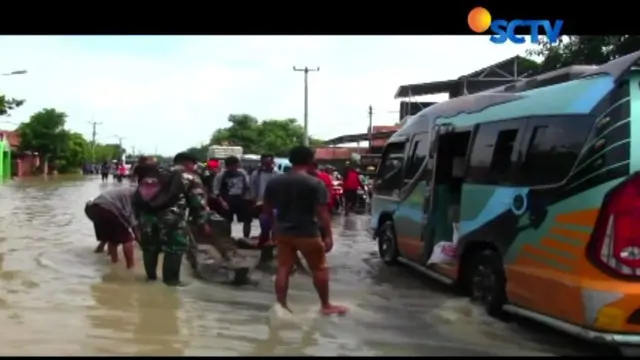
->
xmin=84 ymin=147 xmax=347 ymax=315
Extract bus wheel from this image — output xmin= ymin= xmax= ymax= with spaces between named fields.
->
xmin=377 ymin=221 xmax=398 ymax=265
xmin=469 ymin=250 xmax=507 ymax=317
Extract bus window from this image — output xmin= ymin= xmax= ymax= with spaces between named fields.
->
xmin=467 ymin=119 xmax=526 ymax=185
xmin=403 ymin=132 xmax=430 ymax=185
xmin=374 ymin=142 xmax=406 ymax=197
xmin=283 ymin=165 xmax=291 ymax=173
xmin=520 ymin=115 xmax=594 ymax=186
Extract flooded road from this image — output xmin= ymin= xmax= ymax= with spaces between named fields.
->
xmin=0 ymin=176 xmax=604 ymax=356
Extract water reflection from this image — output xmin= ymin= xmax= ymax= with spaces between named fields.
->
xmin=133 ymin=281 xmax=185 ymax=355
xmin=87 ymin=270 xmax=137 ymax=354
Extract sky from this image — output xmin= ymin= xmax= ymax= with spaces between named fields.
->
xmin=0 ymin=36 xmax=534 ymax=155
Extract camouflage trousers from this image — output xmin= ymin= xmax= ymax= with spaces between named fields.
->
xmin=139 ymin=219 xmax=191 ymax=255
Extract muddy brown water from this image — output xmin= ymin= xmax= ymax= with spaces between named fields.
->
xmin=0 ymin=176 xmax=607 ymax=356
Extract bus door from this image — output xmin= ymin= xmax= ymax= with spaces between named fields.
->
xmin=419 ymin=125 xmax=445 ymax=263
xmin=371 ymin=140 xmax=407 ymax=234
xmin=394 ymin=131 xmax=432 ymax=261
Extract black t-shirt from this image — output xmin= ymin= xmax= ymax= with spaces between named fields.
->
xmin=264 ymin=171 xmax=328 ymax=238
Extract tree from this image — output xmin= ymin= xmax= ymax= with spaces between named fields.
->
xmin=208 ymin=114 xmax=324 ymax=156
xmin=527 ymin=36 xmax=640 ymax=72
xmin=57 ymin=131 xmax=89 ymax=173
xmin=93 ymin=143 xmax=122 ymax=162
xmin=0 ymin=93 xmax=25 ymax=117
xmin=185 ymin=145 xmax=209 ymax=161
xmin=17 ymin=108 xmax=70 ymax=165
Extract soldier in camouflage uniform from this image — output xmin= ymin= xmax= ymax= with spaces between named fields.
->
xmin=137 ymin=152 xmax=211 ymax=287
xmin=189 ymin=159 xmax=238 ymax=262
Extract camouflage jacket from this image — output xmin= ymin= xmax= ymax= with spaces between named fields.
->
xmin=195 ymin=166 xmax=214 ymax=191
xmin=138 ymin=165 xmax=210 ymax=229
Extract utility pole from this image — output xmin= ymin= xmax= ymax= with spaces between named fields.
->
xmin=368 ymin=105 xmax=373 ymax=149
xmin=88 ymin=119 xmax=102 ymax=163
xmin=293 ymin=66 xmax=320 ymax=146
xmin=113 ymin=135 xmax=125 ymax=161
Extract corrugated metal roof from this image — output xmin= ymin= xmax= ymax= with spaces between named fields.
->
xmin=393 ymin=55 xmax=540 ymax=99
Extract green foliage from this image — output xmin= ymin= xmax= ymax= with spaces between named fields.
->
xmin=185 ymin=146 xmax=209 ymax=161
xmin=18 ymin=108 xmax=70 ymax=161
xmin=56 ymin=131 xmax=89 ymax=173
xmin=0 ymin=93 xmax=25 ymax=117
xmin=15 ymin=108 xmax=124 ymax=174
xmin=92 ymin=143 xmax=123 ymax=163
xmin=527 ymin=36 xmax=640 ymax=72
xmin=207 ymin=114 xmax=323 ymax=157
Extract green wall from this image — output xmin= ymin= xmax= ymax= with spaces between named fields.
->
xmin=0 ymin=140 xmax=10 ymax=180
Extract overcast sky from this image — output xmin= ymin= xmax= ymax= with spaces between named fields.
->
xmin=0 ymin=36 xmax=533 ymax=155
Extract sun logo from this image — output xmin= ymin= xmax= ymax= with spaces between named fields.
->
xmin=467 ymin=7 xmax=492 ymax=33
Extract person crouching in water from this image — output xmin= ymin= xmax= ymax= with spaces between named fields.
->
xmin=249 ymin=153 xmax=280 ymax=247
xmin=85 ymin=187 xmax=137 ymax=268
xmin=263 ymin=146 xmax=346 ymax=315
xmin=133 ymin=152 xmax=210 ymax=287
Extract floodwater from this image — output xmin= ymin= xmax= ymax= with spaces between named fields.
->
xmin=0 ymin=176 xmax=607 ymax=356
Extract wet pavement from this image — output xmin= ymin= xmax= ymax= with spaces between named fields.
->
xmin=0 ymin=176 xmax=609 ymax=356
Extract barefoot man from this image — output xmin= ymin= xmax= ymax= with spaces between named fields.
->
xmin=263 ymin=145 xmax=347 ymax=315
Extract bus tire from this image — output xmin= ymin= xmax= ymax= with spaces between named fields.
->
xmin=377 ymin=221 xmax=399 ymax=265
xmin=469 ymin=249 xmax=507 ymax=318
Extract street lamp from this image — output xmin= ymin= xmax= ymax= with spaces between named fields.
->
xmin=1 ymin=70 xmax=27 ymax=76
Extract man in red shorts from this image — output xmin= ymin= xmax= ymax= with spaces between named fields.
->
xmin=85 ymin=186 xmax=137 ymax=268
xmin=263 ymin=146 xmax=347 ymax=315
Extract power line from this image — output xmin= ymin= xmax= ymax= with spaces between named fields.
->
xmin=293 ymin=66 xmax=320 ymax=146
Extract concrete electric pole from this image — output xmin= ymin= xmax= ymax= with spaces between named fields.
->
xmin=293 ymin=66 xmax=320 ymax=146
xmin=88 ymin=119 xmax=102 ymax=163
xmin=113 ymin=135 xmax=126 ymax=157
xmin=368 ymin=105 xmax=373 ymax=148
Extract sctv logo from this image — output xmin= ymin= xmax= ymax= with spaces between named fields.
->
xmin=467 ymin=7 xmax=563 ymax=44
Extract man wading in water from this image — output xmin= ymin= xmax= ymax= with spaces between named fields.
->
xmin=263 ymin=146 xmax=347 ymax=315
xmin=249 ymin=153 xmax=280 ymax=247
xmin=85 ymin=187 xmax=137 ymax=268
xmin=212 ymin=156 xmax=252 ymax=239
xmin=133 ymin=152 xmax=210 ymax=286
xmin=100 ymin=161 xmax=110 ymax=182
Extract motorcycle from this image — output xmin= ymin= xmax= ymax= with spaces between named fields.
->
xmin=355 ymin=187 xmax=369 ymax=213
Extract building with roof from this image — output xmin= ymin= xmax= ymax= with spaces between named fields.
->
xmin=394 ymin=55 xmax=540 ymax=99
xmin=0 ymin=129 xmax=40 ymax=177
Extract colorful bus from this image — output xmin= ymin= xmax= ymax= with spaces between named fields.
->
xmin=369 ymin=50 xmax=640 ymax=353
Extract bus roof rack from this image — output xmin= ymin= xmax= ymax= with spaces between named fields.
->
xmin=484 ymin=65 xmax=596 ymax=94
xmin=484 ymin=49 xmax=640 ymax=95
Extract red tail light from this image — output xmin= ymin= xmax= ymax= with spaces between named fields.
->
xmin=589 ymin=173 xmax=640 ymax=277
